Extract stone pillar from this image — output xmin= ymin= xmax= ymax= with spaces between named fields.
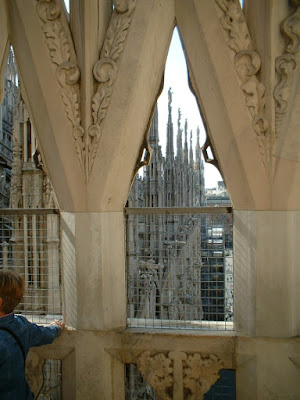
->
xmin=234 ymin=210 xmax=300 ymax=399
xmin=46 ymin=213 xmax=60 ymax=314
xmin=59 ymin=211 xmax=127 ymax=399
xmin=234 ymin=210 xmax=300 ymax=338
xmin=61 ymin=211 xmax=126 ymax=331
xmin=237 ymin=337 xmax=300 ymax=400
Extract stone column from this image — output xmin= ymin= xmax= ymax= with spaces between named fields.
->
xmin=46 ymin=213 xmax=60 ymax=314
xmin=60 ymin=211 xmax=126 ymax=331
xmin=234 ymin=210 xmax=300 ymax=399
xmin=234 ymin=210 xmax=300 ymax=338
xmin=59 ymin=210 xmax=127 ymax=399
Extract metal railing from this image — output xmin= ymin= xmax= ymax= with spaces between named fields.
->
xmin=0 ymin=209 xmax=62 ymax=324
xmin=125 ymin=364 xmax=236 ymax=400
xmin=125 ymin=207 xmax=233 ymax=331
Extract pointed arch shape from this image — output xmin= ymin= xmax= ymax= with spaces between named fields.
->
xmin=3 ymin=0 xmax=274 ymax=212
xmin=175 ymin=0 xmax=270 ymax=209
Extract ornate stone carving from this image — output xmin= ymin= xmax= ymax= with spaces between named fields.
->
xmin=43 ymin=176 xmax=58 ymax=208
xmin=274 ymin=1 xmax=300 ymax=134
xmin=137 ymin=351 xmax=173 ymax=400
xmin=215 ymin=0 xmax=269 ymax=169
xmin=37 ymin=0 xmax=136 ymax=181
xmin=10 ymin=138 xmax=23 ymax=208
xmin=183 ymin=353 xmax=223 ymax=400
xmin=137 ymin=351 xmax=223 ymax=400
xmin=37 ymin=0 xmax=84 ymax=173
xmin=90 ymin=0 xmax=136 ymax=176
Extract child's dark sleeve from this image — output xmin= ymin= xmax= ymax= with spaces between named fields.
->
xmin=27 ymin=321 xmax=61 ymax=348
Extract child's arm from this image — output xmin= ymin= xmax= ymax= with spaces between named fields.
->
xmin=27 ymin=320 xmax=63 ymax=348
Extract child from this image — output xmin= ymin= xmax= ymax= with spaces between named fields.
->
xmin=0 ymin=270 xmax=64 ymax=399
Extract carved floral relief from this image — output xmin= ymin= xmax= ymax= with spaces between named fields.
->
xmin=274 ymin=1 xmax=300 ymax=134
xmin=137 ymin=350 xmax=223 ymax=400
xmin=215 ymin=0 xmax=269 ymax=170
xmin=37 ymin=0 xmax=136 ymax=181
xmin=183 ymin=353 xmax=223 ymax=400
xmin=137 ymin=351 xmax=173 ymax=400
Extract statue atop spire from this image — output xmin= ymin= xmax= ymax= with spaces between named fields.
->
xmin=166 ymin=87 xmax=174 ymax=159
xmin=196 ymin=126 xmax=201 ymax=162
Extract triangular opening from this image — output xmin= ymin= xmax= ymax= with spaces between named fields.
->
xmin=128 ymin=27 xmax=230 ymax=207
xmin=125 ymin=27 xmax=233 ymax=333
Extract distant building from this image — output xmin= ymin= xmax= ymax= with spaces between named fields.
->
xmin=129 ymin=89 xmax=206 ymax=209
xmin=0 ymin=52 xmax=60 ymax=317
xmin=0 ymin=49 xmax=18 ymax=208
xmin=205 ymin=180 xmax=231 ymax=206
xmin=127 ymin=89 xmax=233 ymax=324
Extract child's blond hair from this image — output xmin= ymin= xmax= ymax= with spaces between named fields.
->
xmin=0 ymin=270 xmax=24 ymax=314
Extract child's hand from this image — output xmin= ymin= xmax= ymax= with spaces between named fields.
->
xmin=50 ymin=320 xmax=65 ymax=329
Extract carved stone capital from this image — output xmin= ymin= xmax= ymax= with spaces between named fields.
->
xmin=137 ymin=350 xmax=223 ymax=400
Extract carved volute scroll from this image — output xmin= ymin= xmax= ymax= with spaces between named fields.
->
xmin=274 ymin=0 xmax=300 ymax=135
xmin=37 ymin=0 xmax=136 ymax=182
xmin=137 ymin=350 xmax=223 ymax=400
xmin=215 ymin=0 xmax=270 ymax=172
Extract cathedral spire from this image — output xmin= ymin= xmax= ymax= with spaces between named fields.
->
xmin=177 ymin=108 xmax=182 ymax=161
xmin=196 ymin=126 xmax=201 ymax=163
xmin=166 ymin=88 xmax=174 ymax=159
xmin=184 ymin=118 xmax=188 ymax=165
xmin=189 ymin=130 xmax=194 ymax=165
xmin=149 ymin=105 xmax=159 ymax=149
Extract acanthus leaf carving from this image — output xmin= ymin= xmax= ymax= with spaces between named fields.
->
xmin=137 ymin=351 xmax=173 ymax=400
xmin=136 ymin=351 xmax=224 ymax=400
xmin=215 ymin=0 xmax=270 ymax=172
xmin=183 ymin=353 xmax=223 ymax=400
xmin=216 ymin=0 xmax=251 ymax=52
xmin=274 ymin=2 xmax=300 ymax=135
xmin=89 ymin=0 xmax=136 ymax=176
xmin=42 ymin=20 xmax=70 ymax=66
xmin=56 ymin=63 xmax=81 ymax=126
xmin=37 ymin=0 xmax=136 ymax=181
xmin=37 ymin=0 xmax=85 ymax=177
